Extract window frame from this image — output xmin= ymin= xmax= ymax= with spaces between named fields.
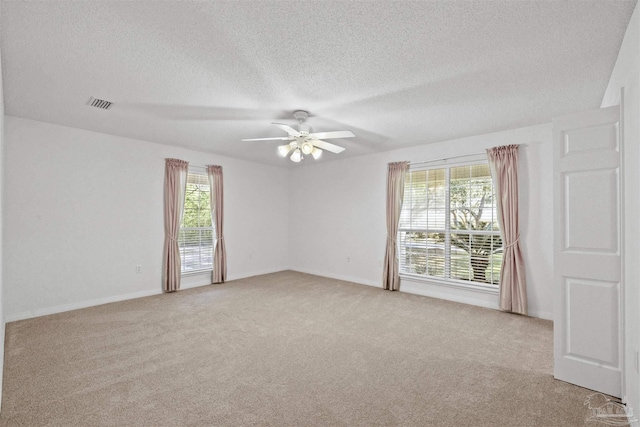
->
xmin=179 ymin=168 xmax=214 ymax=276
xmin=398 ymin=155 xmax=501 ymax=293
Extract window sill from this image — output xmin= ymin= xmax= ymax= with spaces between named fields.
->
xmin=181 ymin=269 xmax=212 ymax=277
xmin=399 ymin=273 xmax=499 ymax=295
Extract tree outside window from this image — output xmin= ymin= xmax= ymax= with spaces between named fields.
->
xmin=399 ymin=163 xmax=502 ymax=285
xmin=179 ymin=172 xmax=213 ymax=273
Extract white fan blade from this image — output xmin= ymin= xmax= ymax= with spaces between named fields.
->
xmin=241 ymin=136 xmax=292 ymax=141
xmin=309 ymin=130 xmax=355 ymax=140
xmin=272 ymin=123 xmax=301 ymax=136
xmin=312 ymin=139 xmax=346 ymax=154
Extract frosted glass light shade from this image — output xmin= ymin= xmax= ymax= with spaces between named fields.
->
xmin=290 ymin=148 xmax=302 ymax=162
xmin=311 ymin=147 xmax=322 ymax=159
xmin=278 ymin=144 xmax=293 ymax=157
xmin=301 ymin=142 xmax=314 ymax=155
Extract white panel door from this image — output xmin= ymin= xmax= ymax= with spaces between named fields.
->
xmin=553 ymin=106 xmax=622 ymax=397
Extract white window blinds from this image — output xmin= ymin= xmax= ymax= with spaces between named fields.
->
xmin=399 ymin=163 xmax=502 ymax=286
xmin=179 ymin=171 xmax=213 ymax=273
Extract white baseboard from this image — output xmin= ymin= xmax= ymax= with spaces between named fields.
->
xmin=6 ymin=288 xmax=162 ymax=323
xmin=527 ymin=309 xmax=553 ymax=321
xmin=627 ymin=406 xmax=639 ymax=427
xmin=291 ymin=268 xmax=501 ymax=312
xmin=180 ymin=267 xmax=291 ymax=290
xmin=401 ymin=281 xmax=553 ymax=320
xmin=290 ymin=268 xmax=381 ymax=288
xmin=289 ymin=268 xmax=553 ymax=320
xmin=400 ymin=281 xmax=501 ymax=311
xmin=0 ymin=319 xmax=4 ymax=411
xmin=6 ymin=267 xmax=292 ymax=323
xmin=6 ymin=267 xmax=553 ymax=322
xmin=228 ymin=267 xmax=290 ymax=282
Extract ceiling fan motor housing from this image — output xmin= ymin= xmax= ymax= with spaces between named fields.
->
xmin=293 ymin=110 xmax=309 ymax=122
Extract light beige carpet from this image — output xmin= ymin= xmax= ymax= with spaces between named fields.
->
xmin=0 ymin=271 xmax=621 ymax=426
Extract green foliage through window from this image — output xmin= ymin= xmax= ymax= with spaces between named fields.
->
xmin=398 ymin=163 xmax=502 ymax=285
xmin=179 ymin=172 xmax=214 ymax=273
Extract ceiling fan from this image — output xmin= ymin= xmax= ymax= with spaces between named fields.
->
xmin=241 ymin=110 xmax=355 ymax=162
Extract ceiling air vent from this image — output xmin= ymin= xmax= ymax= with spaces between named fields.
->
xmin=87 ymin=97 xmax=112 ymax=110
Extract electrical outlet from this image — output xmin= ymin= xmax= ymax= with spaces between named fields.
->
xmin=635 ymin=350 xmax=639 ymax=373
xmin=136 ymin=265 xmax=142 ymax=274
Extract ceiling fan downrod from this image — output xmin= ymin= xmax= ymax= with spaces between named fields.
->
xmin=293 ymin=110 xmax=311 ymax=133
xmin=293 ymin=110 xmax=309 ymax=123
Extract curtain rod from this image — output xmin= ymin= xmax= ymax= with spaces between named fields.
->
xmin=409 ymin=151 xmax=487 ymax=167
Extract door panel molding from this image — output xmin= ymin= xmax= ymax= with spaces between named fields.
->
xmin=553 ymin=105 xmax=622 ymax=398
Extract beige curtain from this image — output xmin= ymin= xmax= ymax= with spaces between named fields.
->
xmin=207 ymin=165 xmax=227 ymax=284
xmin=163 ymin=158 xmax=189 ymax=292
xmin=383 ymin=161 xmax=409 ymax=291
xmin=487 ymin=145 xmax=527 ymax=315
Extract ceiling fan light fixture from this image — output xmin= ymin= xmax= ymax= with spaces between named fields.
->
xmin=277 ymin=144 xmax=293 ymax=157
xmin=301 ymin=141 xmax=314 ymax=155
xmin=290 ymin=148 xmax=302 ymax=163
xmin=243 ymin=110 xmax=354 ymax=163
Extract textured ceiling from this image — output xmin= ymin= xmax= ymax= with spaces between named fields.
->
xmin=0 ymin=0 xmax=636 ymax=167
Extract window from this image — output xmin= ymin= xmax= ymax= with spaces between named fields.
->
xmin=179 ymin=171 xmax=213 ymax=274
xmin=398 ymin=162 xmax=502 ymax=286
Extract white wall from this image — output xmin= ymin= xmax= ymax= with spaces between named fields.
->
xmin=289 ymin=123 xmax=553 ymax=319
xmin=0 ymin=44 xmax=6 ymax=409
xmin=601 ymin=1 xmax=640 ymax=414
xmin=3 ymin=116 xmax=290 ymax=321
